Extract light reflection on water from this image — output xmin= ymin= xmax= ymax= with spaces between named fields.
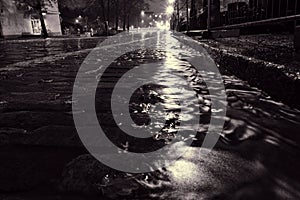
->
xmin=103 ymin=51 xmax=300 ymax=199
xmin=95 ymin=30 xmax=300 ymax=199
xmin=0 ymin=38 xmax=102 ymax=66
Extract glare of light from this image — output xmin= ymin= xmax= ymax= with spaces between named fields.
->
xmin=166 ymin=6 xmax=174 ymax=15
xmin=168 ymin=160 xmax=199 ymax=184
xmin=156 ymin=20 xmax=170 ymax=30
xmin=159 ymin=15 xmax=162 ymax=18
xmin=75 ymin=19 xmax=79 ymax=23
xmin=42 ymin=12 xmax=46 ymax=16
xmin=141 ymin=19 xmax=144 ymax=23
xmin=141 ymin=10 xmax=145 ymax=17
xmin=78 ymin=15 xmax=82 ymax=18
xmin=168 ymin=0 xmax=175 ymax=4
xmin=155 ymin=14 xmax=158 ymax=17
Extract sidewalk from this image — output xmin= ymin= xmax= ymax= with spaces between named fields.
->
xmin=0 ymin=35 xmax=107 ymax=44
xmin=195 ymin=33 xmax=300 ymax=109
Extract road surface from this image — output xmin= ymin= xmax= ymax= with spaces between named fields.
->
xmin=0 ymin=29 xmax=300 ymax=199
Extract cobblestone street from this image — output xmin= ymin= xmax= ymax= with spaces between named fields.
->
xmin=1 ymin=30 xmax=300 ymax=199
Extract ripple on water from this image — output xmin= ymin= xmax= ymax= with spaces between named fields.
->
xmin=94 ymin=31 xmax=300 ymax=199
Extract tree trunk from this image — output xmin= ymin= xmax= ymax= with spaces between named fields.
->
xmin=177 ymin=0 xmax=180 ymax=31
xmin=186 ymin=0 xmax=189 ymax=31
xmin=126 ymin=14 xmax=130 ymax=30
xmin=107 ymin=0 xmax=110 ymax=25
xmin=100 ymin=0 xmax=106 ymax=21
xmin=190 ymin=0 xmax=196 ymax=30
xmin=37 ymin=2 xmax=48 ymax=38
xmin=123 ymin=14 xmax=126 ymax=31
xmin=115 ymin=0 xmax=119 ymax=29
xmin=115 ymin=15 xmax=119 ymax=30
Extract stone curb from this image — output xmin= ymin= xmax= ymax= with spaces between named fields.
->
xmin=197 ymin=40 xmax=300 ymax=109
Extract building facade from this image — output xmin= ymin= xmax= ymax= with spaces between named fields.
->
xmin=0 ymin=0 xmax=62 ymax=38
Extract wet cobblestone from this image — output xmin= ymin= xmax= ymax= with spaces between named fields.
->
xmin=0 ymin=32 xmax=300 ymax=199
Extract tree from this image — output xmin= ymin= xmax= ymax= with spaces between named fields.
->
xmin=120 ymin=0 xmax=150 ymax=31
xmin=190 ymin=0 xmax=197 ymax=29
xmin=75 ymin=0 xmax=112 ymax=30
xmin=14 ymin=0 xmax=58 ymax=38
xmin=59 ymin=0 xmax=150 ymax=33
xmin=112 ymin=0 xmax=119 ymax=29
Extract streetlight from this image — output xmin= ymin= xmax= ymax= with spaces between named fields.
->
xmin=168 ymin=0 xmax=175 ymax=4
xmin=166 ymin=6 xmax=174 ymax=15
xmin=141 ymin=10 xmax=145 ymax=17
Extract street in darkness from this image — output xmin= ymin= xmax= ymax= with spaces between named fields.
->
xmin=1 ymin=0 xmax=300 ymax=199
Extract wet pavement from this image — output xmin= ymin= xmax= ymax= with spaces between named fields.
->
xmin=198 ymin=33 xmax=300 ymax=69
xmin=196 ymin=33 xmax=300 ymax=110
xmin=0 ymin=30 xmax=300 ymax=199
xmin=0 ymin=37 xmax=104 ymax=66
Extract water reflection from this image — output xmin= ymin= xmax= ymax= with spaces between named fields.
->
xmin=0 ymin=38 xmax=103 ymax=66
xmin=2 ymin=31 xmax=299 ymax=199
xmin=95 ymin=30 xmax=300 ymax=199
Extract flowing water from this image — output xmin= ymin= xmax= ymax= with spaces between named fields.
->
xmin=0 ymin=37 xmax=104 ymax=66
xmin=1 ymin=30 xmax=300 ymax=199
xmin=92 ymin=30 xmax=300 ymax=199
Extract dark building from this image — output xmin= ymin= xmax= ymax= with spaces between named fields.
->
xmin=204 ymin=0 xmax=221 ymax=27
xmin=193 ymin=0 xmax=220 ymax=29
xmin=257 ymin=0 xmax=299 ymax=18
xmin=0 ymin=0 xmax=62 ymax=37
xmin=220 ymin=0 xmax=300 ymax=27
xmin=227 ymin=2 xmax=248 ymax=24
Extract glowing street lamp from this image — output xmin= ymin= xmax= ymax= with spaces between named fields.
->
xmin=166 ymin=6 xmax=174 ymax=15
xmin=168 ymin=0 xmax=175 ymax=4
xmin=141 ymin=10 xmax=145 ymax=17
